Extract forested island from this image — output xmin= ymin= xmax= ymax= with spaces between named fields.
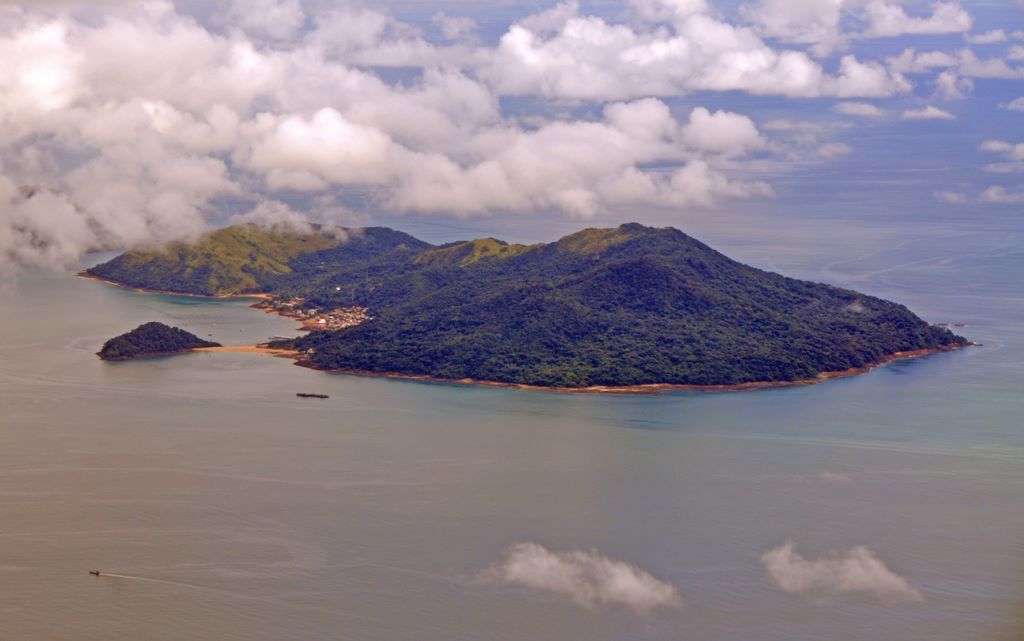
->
xmin=98 ymin=322 xmax=221 ymax=360
xmin=86 ymin=223 xmax=967 ymax=388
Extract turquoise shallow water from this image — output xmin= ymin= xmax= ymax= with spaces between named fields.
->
xmin=0 ymin=232 xmax=1022 ymax=641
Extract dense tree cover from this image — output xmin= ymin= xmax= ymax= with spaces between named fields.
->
xmin=91 ymin=222 xmax=966 ymax=387
xmin=98 ymin=322 xmax=220 ymax=360
xmin=285 ymin=224 xmax=965 ymax=387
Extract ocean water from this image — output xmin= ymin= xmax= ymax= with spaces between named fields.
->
xmin=0 ymin=232 xmax=1022 ymax=641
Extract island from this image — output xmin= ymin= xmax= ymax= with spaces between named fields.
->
xmin=98 ymin=322 xmax=221 ymax=361
xmin=86 ymin=223 xmax=969 ymax=390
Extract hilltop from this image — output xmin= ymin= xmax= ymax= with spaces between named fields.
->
xmin=87 ymin=223 xmax=967 ymax=388
xmin=86 ymin=224 xmax=340 ymax=295
xmin=98 ymin=322 xmax=221 ymax=360
xmin=86 ymin=224 xmax=428 ymax=296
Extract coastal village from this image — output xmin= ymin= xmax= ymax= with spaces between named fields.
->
xmin=256 ymin=297 xmax=372 ymax=332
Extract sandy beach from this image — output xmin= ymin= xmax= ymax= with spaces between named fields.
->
xmin=194 ymin=345 xmax=300 ymax=357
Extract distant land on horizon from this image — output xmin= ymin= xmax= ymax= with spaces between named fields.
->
xmin=86 ymin=223 xmax=967 ymax=389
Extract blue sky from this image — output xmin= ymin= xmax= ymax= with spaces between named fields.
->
xmin=0 ymin=0 xmax=1021 ymax=264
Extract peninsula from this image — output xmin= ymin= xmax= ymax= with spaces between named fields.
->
xmin=98 ymin=322 xmax=221 ymax=361
xmin=86 ymin=223 xmax=968 ymax=389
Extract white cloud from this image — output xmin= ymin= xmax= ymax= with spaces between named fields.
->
xmin=965 ymin=29 xmax=1006 ymax=45
xmin=629 ymin=0 xmax=711 ymax=25
xmin=979 ymin=140 xmax=1024 ymax=160
xmin=902 ymin=105 xmax=955 ymax=120
xmin=228 ymin=199 xmax=315 ymax=232
xmin=0 ymin=0 xmax=983 ymax=276
xmin=387 ymin=101 xmax=774 ymax=216
xmin=935 ymin=190 xmax=968 ymax=204
xmin=887 ymin=48 xmax=959 ymax=74
xmin=816 ymin=142 xmax=852 ymax=158
xmin=956 ymin=49 xmax=1024 ymax=78
xmin=482 ymin=542 xmax=682 ymax=614
xmin=861 ymin=1 xmax=972 ymax=38
xmin=740 ymin=0 xmax=846 ymax=57
xmin=432 ymin=12 xmax=476 ymax=41
xmin=239 ymin=108 xmax=398 ymax=188
xmin=679 ymin=107 xmax=764 ymax=155
xmin=224 ymin=0 xmax=304 ymax=41
xmin=934 ymin=70 xmax=972 ymax=99
xmin=1002 ymin=97 xmax=1024 ymax=112
xmin=834 ymin=101 xmax=884 ymax=118
xmin=979 ymin=186 xmax=1024 ymax=203
xmin=1009 ymin=46 xmax=1024 ymax=62
xmin=741 ymin=1 xmax=976 ymax=56
xmin=481 ymin=9 xmax=911 ymax=101
xmin=979 ymin=139 xmax=1024 ymax=173
xmin=762 ymin=541 xmax=923 ymax=603
xmin=0 ymin=4 xmax=797 ymax=274
xmin=888 ymin=48 xmax=1024 ymax=79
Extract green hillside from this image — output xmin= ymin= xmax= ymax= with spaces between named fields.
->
xmin=414 ymin=238 xmax=538 ymax=267
xmin=290 ymin=224 xmax=965 ymax=387
xmin=87 ymin=224 xmax=343 ymax=295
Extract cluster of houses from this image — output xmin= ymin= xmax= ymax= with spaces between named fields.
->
xmin=260 ymin=297 xmax=372 ymax=331
xmin=304 ymin=306 xmax=372 ymax=331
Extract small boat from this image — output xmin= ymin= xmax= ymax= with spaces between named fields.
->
xmin=89 ymin=570 xmax=101 ymax=576
xmin=296 ymin=393 xmax=329 ymax=399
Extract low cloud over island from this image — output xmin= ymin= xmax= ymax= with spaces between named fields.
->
xmin=3 ymin=0 xmax=1021 ymax=276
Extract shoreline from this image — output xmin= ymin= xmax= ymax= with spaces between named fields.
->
xmin=76 ymin=272 xmax=270 ymax=300
xmin=81 ymin=272 xmax=971 ymax=395
xmin=293 ymin=343 xmax=969 ymax=394
xmin=210 ymin=342 xmax=969 ymax=395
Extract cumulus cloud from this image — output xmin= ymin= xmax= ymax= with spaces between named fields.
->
xmin=888 ymin=48 xmax=1024 ymax=80
xmin=1003 ymin=97 xmax=1024 ymax=112
xmin=834 ymin=101 xmax=884 ymax=118
xmin=965 ymin=29 xmax=1007 ymax=45
xmin=741 ymin=0 xmax=847 ymax=57
xmin=0 ymin=3 xmax=799 ymax=275
xmin=481 ymin=5 xmax=911 ymax=101
xmin=679 ymin=107 xmax=765 ymax=155
xmin=0 ymin=0 xmax=983 ymax=276
xmin=861 ymin=1 xmax=971 ymax=38
xmin=934 ymin=70 xmax=972 ymax=99
xmin=223 ymin=0 xmax=304 ymax=41
xmin=978 ymin=139 xmax=1024 ymax=173
xmin=482 ymin=542 xmax=682 ymax=614
xmin=741 ymin=1 xmax=974 ymax=57
xmin=762 ymin=541 xmax=923 ymax=603
xmin=979 ymin=186 xmax=1024 ymax=203
xmin=902 ymin=105 xmax=955 ymax=120
xmin=432 ymin=12 xmax=476 ymax=41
